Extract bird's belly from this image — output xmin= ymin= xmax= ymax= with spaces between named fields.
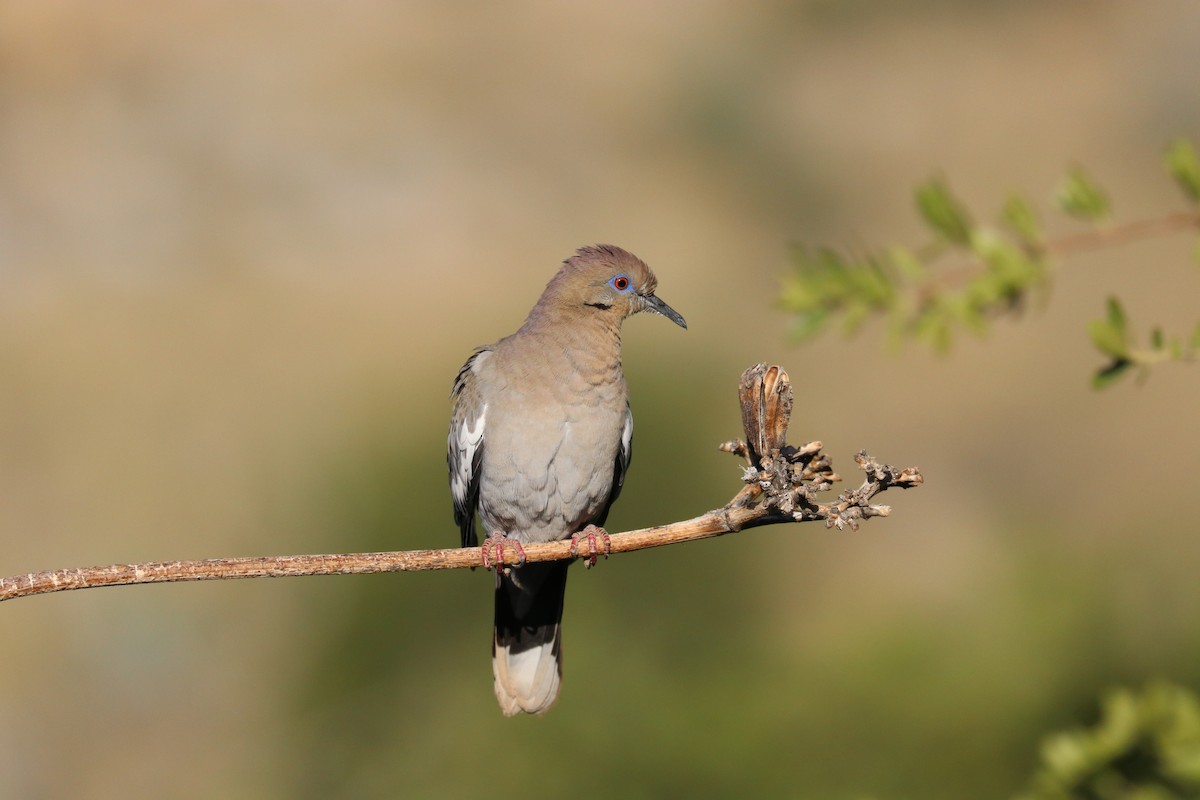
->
xmin=477 ymin=407 xmax=622 ymax=544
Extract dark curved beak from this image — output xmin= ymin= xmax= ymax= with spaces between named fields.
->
xmin=643 ymin=293 xmax=687 ymax=329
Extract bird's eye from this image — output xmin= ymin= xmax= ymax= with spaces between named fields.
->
xmin=611 ymin=275 xmax=631 ymax=292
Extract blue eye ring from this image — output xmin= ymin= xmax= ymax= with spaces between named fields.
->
xmin=610 ymin=274 xmax=632 ymax=292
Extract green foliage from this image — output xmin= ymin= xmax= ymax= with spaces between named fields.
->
xmin=781 ymin=177 xmax=1051 ymax=349
xmin=917 ymin=178 xmax=974 ymax=244
xmin=781 ymin=139 xmax=1200 ymax=387
xmin=1091 ymin=358 xmax=1133 ymax=390
xmin=1003 ymin=194 xmax=1043 ymax=242
xmin=1165 ymin=139 xmax=1200 ymax=203
xmin=1088 ymin=297 xmax=1129 ymax=360
xmin=1019 ymin=682 xmax=1200 ymax=800
xmin=1056 ymin=167 xmax=1111 ymax=221
xmin=782 ymin=247 xmax=897 ymax=343
xmin=1089 ymin=297 xmax=1196 ymax=389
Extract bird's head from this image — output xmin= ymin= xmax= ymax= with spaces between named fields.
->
xmin=538 ymin=244 xmax=687 ymax=330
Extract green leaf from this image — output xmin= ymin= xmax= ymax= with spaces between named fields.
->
xmin=1093 ymin=358 xmax=1132 ymax=389
xmin=851 ymin=257 xmax=894 ymax=305
xmin=1041 ymin=731 xmax=1092 ymax=781
xmin=949 ymin=294 xmax=988 ymax=336
xmin=1056 ymin=167 xmax=1110 ymax=221
xmin=1002 ymin=194 xmax=1041 ymax=242
xmin=1088 ymin=319 xmax=1129 ymax=359
xmin=913 ymin=306 xmax=953 ymax=352
xmin=1105 ymin=296 xmax=1127 ymax=334
xmin=916 ymin=179 xmax=973 ymax=245
xmin=964 ymin=273 xmax=1002 ymax=308
xmin=782 ymin=248 xmax=846 ymax=311
xmin=1165 ymin=138 xmax=1200 ymax=203
xmin=779 ymin=279 xmax=817 ymax=312
xmin=972 ymin=229 xmax=1040 ymax=292
xmin=1151 ymin=327 xmax=1165 ymax=351
xmin=1098 ymin=689 xmax=1140 ymax=751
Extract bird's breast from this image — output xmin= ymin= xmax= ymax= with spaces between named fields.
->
xmin=477 ymin=384 xmax=627 ymax=544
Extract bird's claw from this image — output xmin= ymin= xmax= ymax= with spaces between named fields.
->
xmin=570 ymin=525 xmax=611 ymax=569
xmin=480 ymin=531 xmax=526 ymax=572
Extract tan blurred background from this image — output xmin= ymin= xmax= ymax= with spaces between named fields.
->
xmin=2 ymin=1 xmax=1199 ymax=797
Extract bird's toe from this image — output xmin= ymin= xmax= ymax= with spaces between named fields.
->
xmin=570 ymin=524 xmax=611 ymax=569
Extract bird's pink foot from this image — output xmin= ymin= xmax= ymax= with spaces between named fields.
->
xmin=570 ymin=525 xmax=611 ymax=568
xmin=480 ymin=531 xmax=526 ymax=572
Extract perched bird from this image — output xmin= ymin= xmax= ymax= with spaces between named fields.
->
xmin=448 ymin=244 xmax=686 ymax=716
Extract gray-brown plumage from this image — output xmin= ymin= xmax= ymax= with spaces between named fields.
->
xmin=448 ymin=244 xmax=686 ymax=716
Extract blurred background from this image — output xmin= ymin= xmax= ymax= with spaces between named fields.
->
xmin=2 ymin=1 xmax=1199 ymax=797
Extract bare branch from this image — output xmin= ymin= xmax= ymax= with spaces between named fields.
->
xmin=1039 ymin=210 xmax=1200 ymax=259
xmin=0 ymin=364 xmax=923 ymax=603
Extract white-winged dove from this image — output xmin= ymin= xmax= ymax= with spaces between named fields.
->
xmin=448 ymin=244 xmax=686 ymax=716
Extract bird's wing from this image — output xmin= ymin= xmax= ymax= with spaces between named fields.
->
xmin=591 ymin=402 xmax=633 ymax=528
xmin=448 ymin=347 xmax=492 ymax=547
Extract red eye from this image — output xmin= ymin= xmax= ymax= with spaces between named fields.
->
xmin=613 ymin=276 xmax=630 ymax=291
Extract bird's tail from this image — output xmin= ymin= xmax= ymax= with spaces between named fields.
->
xmin=492 ymin=561 xmax=568 ymax=716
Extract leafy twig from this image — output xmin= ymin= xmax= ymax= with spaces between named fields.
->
xmin=782 ymin=137 xmax=1200 ymax=388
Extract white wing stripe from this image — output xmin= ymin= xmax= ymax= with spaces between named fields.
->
xmin=458 ymin=404 xmax=487 ymax=448
xmin=451 ymin=403 xmax=486 ymax=508
xmin=620 ymin=409 xmax=633 ymax=468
